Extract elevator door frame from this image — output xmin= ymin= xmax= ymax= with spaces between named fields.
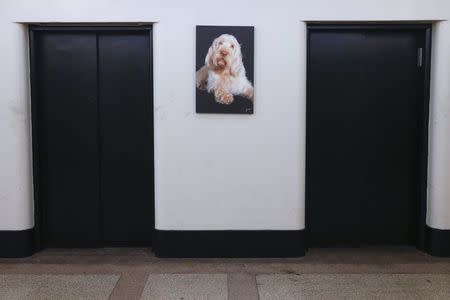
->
xmin=29 ymin=25 xmax=154 ymax=250
xmin=305 ymin=23 xmax=432 ymax=250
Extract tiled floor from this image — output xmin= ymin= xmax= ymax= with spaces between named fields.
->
xmin=0 ymin=274 xmax=119 ymax=300
xmin=140 ymin=274 xmax=227 ymax=300
xmin=0 ymin=247 xmax=449 ymax=299
xmin=257 ymin=274 xmax=450 ymax=300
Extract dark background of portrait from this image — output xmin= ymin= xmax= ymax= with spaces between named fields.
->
xmin=196 ymin=26 xmax=254 ymax=114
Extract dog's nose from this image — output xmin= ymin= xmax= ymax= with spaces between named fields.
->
xmin=220 ymin=50 xmax=229 ymax=56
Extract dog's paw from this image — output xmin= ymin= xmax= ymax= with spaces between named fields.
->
xmin=196 ymin=65 xmax=209 ymax=90
xmin=196 ymin=80 xmax=207 ymax=90
xmin=219 ymin=93 xmax=234 ymax=104
xmin=215 ymin=88 xmax=234 ymax=105
xmin=243 ymin=87 xmax=254 ymax=101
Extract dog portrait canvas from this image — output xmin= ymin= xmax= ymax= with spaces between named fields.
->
xmin=196 ymin=26 xmax=254 ymax=114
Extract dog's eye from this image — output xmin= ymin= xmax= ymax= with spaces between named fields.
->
xmin=219 ymin=42 xmax=223 ymax=45
xmin=231 ymin=44 xmax=235 ymax=49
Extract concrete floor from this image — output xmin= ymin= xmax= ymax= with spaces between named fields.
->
xmin=0 ymin=247 xmax=449 ymax=299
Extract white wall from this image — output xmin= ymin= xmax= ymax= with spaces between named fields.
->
xmin=0 ymin=0 xmax=449 ymax=231
xmin=428 ymin=20 xmax=450 ymax=230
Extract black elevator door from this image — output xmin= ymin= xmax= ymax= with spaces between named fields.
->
xmin=34 ymin=32 xmax=100 ymax=246
xmin=32 ymin=28 xmax=154 ymax=247
xmin=98 ymin=33 xmax=154 ymax=245
xmin=306 ymin=26 xmax=428 ymax=246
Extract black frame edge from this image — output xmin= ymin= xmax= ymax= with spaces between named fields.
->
xmin=306 ymin=23 xmax=432 ymax=30
xmin=28 ymin=25 xmax=152 ymax=31
xmin=153 ymin=230 xmax=306 ymax=258
xmin=29 ymin=26 xmax=42 ymax=252
xmin=417 ymin=26 xmax=432 ymax=251
xmin=0 ymin=229 xmax=35 ymax=258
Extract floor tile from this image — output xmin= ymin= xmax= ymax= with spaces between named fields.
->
xmin=0 ymin=274 xmax=119 ymax=300
xmin=256 ymin=274 xmax=450 ymax=300
xmin=140 ymin=274 xmax=227 ymax=300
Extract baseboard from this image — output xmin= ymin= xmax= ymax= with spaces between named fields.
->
xmin=0 ymin=228 xmax=34 ymax=258
xmin=153 ymin=230 xmax=305 ymax=258
xmin=425 ymin=225 xmax=450 ymax=257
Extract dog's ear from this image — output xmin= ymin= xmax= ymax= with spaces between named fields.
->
xmin=230 ymin=46 xmax=244 ymax=76
xmin=205 ymin=46 xmax=214 ymax=68
xmin=205 ymin=38 xmax=218 ymax=68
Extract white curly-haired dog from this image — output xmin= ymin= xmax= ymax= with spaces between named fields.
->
xmin=196 ymin=34 xmax=254 ymax=105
